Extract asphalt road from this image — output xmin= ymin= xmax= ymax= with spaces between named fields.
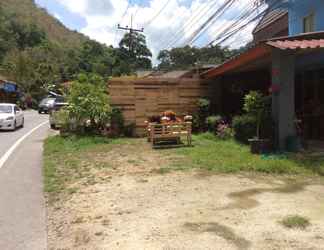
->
xmin=0 ymin=110 xmax=49 ymax=250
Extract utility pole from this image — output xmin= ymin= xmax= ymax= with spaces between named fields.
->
xmin=118 ymin=15 xmax=144 ymax=53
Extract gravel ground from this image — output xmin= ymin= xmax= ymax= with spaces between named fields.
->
xmin=47 ymin=142 xmax=324 ymax=250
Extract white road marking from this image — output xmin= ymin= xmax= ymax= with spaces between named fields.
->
xmin=0 ymin=121 xmax=48 ymax=169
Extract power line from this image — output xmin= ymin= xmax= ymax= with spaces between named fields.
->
xmin=214 ymin=0 xmax=283 ymax=46
xmin=205 ymin=0 xmax=260 ymax=46
xmin=114 ymin=0 xmax=132 ymax=46
xmin=158 ymin=0 xmax=217 ymax=51
xmin=185 ymin=0 xmax=236 ymax=46
xmin=145 ymin=0 xmax=172 ymax=28
xmin=120 ymin=0 xmax=132 ymax=24
xmin=118 ymin=15 xmax=144 ymax=53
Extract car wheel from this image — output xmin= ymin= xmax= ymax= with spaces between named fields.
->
xmin=21 ymin=118 xmax=24 ymax=128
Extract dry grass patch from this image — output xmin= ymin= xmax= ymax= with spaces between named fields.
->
xmin=280 ymin=215 xmax=311 ymax=229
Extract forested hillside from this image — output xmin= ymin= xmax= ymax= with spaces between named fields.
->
xmin=0 ymin=0 xmax=152 ymax=101
xmin=1 ymin=0 xmax=86 ymax=49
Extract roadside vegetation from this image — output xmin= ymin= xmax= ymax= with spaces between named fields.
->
xmin=44 ymin=132 xmax=324 ymax=202
xmin=280 ymin=215 xmax=311 ymax=229
xmin=168 ymin=133 xmax=324 ymax=175
xmin=43 ymin=135 xmax=132 ymax=200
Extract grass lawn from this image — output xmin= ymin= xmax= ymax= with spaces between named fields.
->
xmin=43 ymin=135 xmax=133 ymax=200
xmin=43 ymin=133 xmax=324 ymax=201
xmin=169 ymin=133 xmax=324 ymax=175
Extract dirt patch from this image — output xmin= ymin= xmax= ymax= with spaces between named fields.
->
xmin=184 ymin=222 xmax=251 ymax=249
xmin=47 ymin=140 xmax=324 ymax=250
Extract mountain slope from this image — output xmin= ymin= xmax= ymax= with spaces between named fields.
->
xmin=1 ymin=0 xmax=88 ymax=49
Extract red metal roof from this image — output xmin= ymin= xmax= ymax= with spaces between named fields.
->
xmin=202 ymin=31 xmax=324 ymax=79
xmin=267 ymin=39 xmax=324 ymax=50
xmin=201 ymin=45 xmax=271 ymax=79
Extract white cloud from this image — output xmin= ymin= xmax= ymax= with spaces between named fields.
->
xmin=54 ymin=12 xmax=62 ymax=21
xmin=56 ymin=0 xmax=262 ymax=62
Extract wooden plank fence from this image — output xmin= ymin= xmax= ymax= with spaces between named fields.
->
xmin=109 ymin=77 xmax=217 ymax=136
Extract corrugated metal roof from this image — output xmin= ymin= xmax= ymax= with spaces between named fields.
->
xmin=202 ymin=31 xmax=324 ymax=79
xmin=253 ymin=8 xmax=288 ymax=34
xmin=267 ymin=39 xmax=324 ymax=50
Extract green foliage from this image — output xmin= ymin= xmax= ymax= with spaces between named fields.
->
xmin=243 ymin=91 xmax=266 ymax=115
xmin=54 ymin=108 xmax=70 ymax=131
xmin=170 ymin=133 xmax=324 ymax=174
xmin=232 ymin=115 xmax=257 ymax=144
xmin=67 ymin=74 xmax=111 ymax=133
xmin=0 ymin=1 xmax=136 ymax=101
xmin=243 ymin=91 xmax=270 ymax=139
xmin=194 ymin=98 xmax=211 ymax=132
xmin=118 ymin=32 xmax=152 ymax=71
xmin=280 ymin=215 xmax=310 ymax=229
xmin=157 ymin=45 xmax=240 ymax=70
xmin=110 ymin=107 xmax=125 ymax=135
xmin=206 ymin=115 xmax=222 ymax=132
xmin=216 ymin=123 xmax=234 ymax=140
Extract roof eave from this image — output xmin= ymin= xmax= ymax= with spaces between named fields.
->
xmin=201 ymin=44 xmax=272 ymax=79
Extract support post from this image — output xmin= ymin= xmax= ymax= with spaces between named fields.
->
xmin=271 ymin=49 xmax=296 ymax=150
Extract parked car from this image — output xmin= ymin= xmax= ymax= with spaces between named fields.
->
xmin=38 ymin=96 xmax=65 ymax=114
xmin=49 ymin=102 xmax=68 ymax=129
xmin=0 ymin=103 xmax=24 ymax=131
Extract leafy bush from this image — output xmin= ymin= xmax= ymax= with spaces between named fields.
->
xmin=110 ymin=107 xmax=124 ymax=135
xmin=206 ymin=115 xmax=222 ymax=133
xmin=67 ymin=74 xmax=111 ymax=134
xmin=243 ymin=91 xmax=270 ymax=139
xmin=232 ymin=115 xmax=257 ymax=144
xmin=280 ymin=215 xmax=310 ymax=229
xmin=216 ymin=122 xmax=233 ymax=140
xmin=193 ymin=98 xmax=211 ymax=132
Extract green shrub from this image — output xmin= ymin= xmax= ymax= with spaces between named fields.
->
xmin=67 ymin=73 xmax=111 ymax=134
xmin=193 ymin=98 xmax=211 ymax=132
xmin=110 ymin=107 xmax=124 ymax=135
xmin=216 ymin=123 xmax=233 ymax=140
xmin=232 ymin=115 xmax=257 ymax=144
xmin=55 ymin=108 xmax=70 ymax=130
xmin=243 ymin=91 xmax=271 ymax=139
xmin=280 ymin=215 xmax=310 ymax=229
xmin=206 ymin=115 xmax=222 ymax=133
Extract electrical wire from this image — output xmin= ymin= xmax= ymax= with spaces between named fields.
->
xmin=206 ymin=0 xmax=262 ymax=46
xmin=145 ymin=0 xmax=172 ymax=28
xmin=185 ymin=0 xmax=236 ymax=46
xmin=214 ymin=0 xmax=284 ymax=46
xmin=160 ymin=0 xmax=217 ymax=50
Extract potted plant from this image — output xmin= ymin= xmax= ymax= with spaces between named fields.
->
xmin=244 ymin=91 xmax=272 ymax=154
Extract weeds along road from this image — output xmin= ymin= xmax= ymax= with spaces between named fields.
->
xmin=0 ymin=110 xmax=49 ymax=250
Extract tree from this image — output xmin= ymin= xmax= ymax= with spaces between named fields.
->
xmin=2 ymin=43 xmax=62 ymax=100
xmin=157 ymin=45 xmax=244 ymax=70
xmin=118 ymin=32 xmax=152 ymax=71
xmin=0 ymin=7 xmax=17 ymax=62
xmin=67 ymin=74 xmax=111 ymax=132
xmin=157 ymin=50 xmax=172 ymax=70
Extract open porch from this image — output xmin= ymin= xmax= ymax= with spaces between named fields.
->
xmin=202 ymin=32 xmax=324 ymax=150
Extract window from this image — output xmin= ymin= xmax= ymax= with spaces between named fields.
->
xmin=303 ymin=13 xmax=315 ymax=33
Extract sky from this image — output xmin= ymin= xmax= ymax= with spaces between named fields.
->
xmin=35 ymin=0 xmax=262 ymax=61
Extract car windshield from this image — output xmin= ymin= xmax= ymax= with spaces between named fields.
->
xmin=0 ymin=105 xmax=13 ymax=114
xmin=40 ymin=98 xmax=55 ymax=105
